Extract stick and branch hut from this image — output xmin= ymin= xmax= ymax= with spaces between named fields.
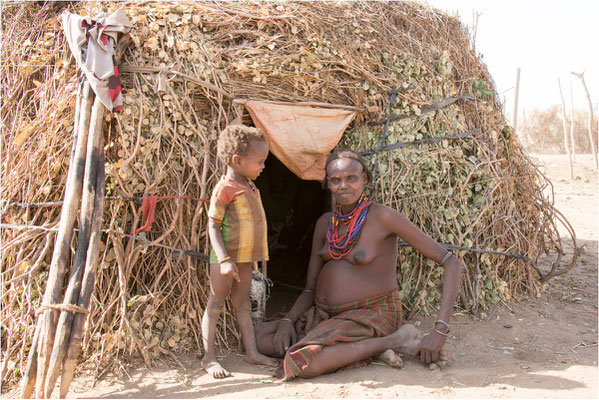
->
xmin=0 ymin=1 xmax=580 ymax=396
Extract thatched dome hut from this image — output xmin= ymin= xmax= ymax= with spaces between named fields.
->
xmin=0 ymin=0 xmax=577 ymax=391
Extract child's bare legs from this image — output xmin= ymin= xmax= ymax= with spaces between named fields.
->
xmin=201 ymin=263 xmax=233 ymax=378
xmin=231 ymin=263 xmax=279 ymax=367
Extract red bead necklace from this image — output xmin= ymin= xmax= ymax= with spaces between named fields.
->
xmin=327 ymin=193 xmax=372 ymax=260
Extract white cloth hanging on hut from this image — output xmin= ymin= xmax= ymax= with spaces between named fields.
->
xmin=62 ymin=8 xmax=132 ymax=111
xmin=244 ymin=101 xmax=357 ymax=181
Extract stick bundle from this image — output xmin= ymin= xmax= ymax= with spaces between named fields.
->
xmin=17 ymin=83 xmax=107 ymax=398
xmin=1 ymin=3 xmax=119 ymax=396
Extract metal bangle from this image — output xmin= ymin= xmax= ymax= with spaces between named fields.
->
xmin=302 ymin=288 xmax=314 ymax=293
xmin=433 ymin=328 xmax=448 ymax=336
xmin=280 ymin=317 xmax=293 ymax=324
xmin=440 ymin=252 xmax=452 ymax=266
xmin=434 ymin=319 xmax=450 ymax=332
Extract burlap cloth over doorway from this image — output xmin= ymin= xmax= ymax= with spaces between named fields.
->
xmin=245 ymin=101 xmax=356 ymax=181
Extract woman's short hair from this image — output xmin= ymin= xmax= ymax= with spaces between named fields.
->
xmin=322 ymin=148 xmax=373 ymax=188
xmin=217 ymin=125 xmax=265 ymax=165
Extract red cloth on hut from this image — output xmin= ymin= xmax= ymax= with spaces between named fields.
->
xmin=134 ymin=196 xmax=208 ymax=234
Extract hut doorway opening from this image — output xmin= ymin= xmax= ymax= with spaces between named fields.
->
xmin=254 ymin=153 xmax=328 ymax=316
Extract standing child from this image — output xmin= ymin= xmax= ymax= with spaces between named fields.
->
xmin=202 ymin=125 xmax=279 ymax=378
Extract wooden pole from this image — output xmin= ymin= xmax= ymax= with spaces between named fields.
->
xmin=20 ymin=82 xmax=93 ymax=399
xmin=35 ymin=84 xmax=94 ymax=398
xmin=20 ymin=80 xmax=85 ymax=399
xmin=60 ymin=145 xmax=105 ymax=398
xmin=19 ymin=321 xmax=42 ymax=398
xmin=570 ymin=81 xmax=577 ymax=161
xmin=43 ymin=97 xmax=105 ymax=398
xmin=471 ymin=11 xmax=480 ymax=53
xmin=572 ymin=71 xmax=597 ymax=169
xmin=21 ymin=32 xmax=130 ymax=399
xmin=522 ymin=108 xmax=529 ymax=147
xmin=558 ymin=78 xmax=574 ymax=179
xmin=513 ymin=67 xmax=521 ymax=133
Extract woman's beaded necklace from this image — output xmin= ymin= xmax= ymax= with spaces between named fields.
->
xmin=327 ymin=193 xmax=372 ymax=260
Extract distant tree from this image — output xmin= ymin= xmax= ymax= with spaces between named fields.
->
xmin=558 ymin=79 xmax=573 ymax=179
xmin=569 ymin=83 xmax=576 ymax=160
xmin=520 ymin=107 xmax=563 ymax=153
xmin=571 ymin=110 xmax=599 ymax=154
xmin=520 ymin=107 xmax=598 ymax=154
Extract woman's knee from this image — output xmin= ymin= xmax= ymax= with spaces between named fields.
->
xmin=255 ymin=320 xmax=278 ymax=336
xmin=256 ymin=333 xmax=280 ymax=357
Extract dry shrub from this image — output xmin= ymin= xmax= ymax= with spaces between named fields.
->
xmin=520 ymin=106 xmax=599 ymax=154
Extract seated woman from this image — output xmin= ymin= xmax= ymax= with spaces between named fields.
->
xmin=256 ymin=149 xmax=462 ymax=380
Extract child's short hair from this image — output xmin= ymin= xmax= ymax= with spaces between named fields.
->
xmin=217 ymin=125 xmax=266 ymax=165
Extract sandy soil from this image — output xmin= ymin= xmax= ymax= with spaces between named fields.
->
xmin=10 ymin=154 xmax=598 ymax=399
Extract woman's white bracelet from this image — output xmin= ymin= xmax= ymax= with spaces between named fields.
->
xmin=433 ymin=319 xmax=450 ymax=337
xmin=434 ymin=319 xmax=450 ymax=332
xmin=440 ymin=252 xmax=452 ymax=266
xmin=433 ymin=328 xmax=448 ymax=336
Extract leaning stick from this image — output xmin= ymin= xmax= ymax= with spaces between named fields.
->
xmin=50 ymin=33 xmax=129 ymax=399
xmin=35 ymin=83 xmax=94 ymax=398
xmin=43 ymin=97 xmax=105 ymax=398
xmin=19 ymin=322 xmax=41 ymax=398
xmin=20 ymin=82 xmax=92 ymax=399
xmin=60 ymin=145 xmax=105 ymax=398
xmin=18 ymin=81 xmax=84 ymax=397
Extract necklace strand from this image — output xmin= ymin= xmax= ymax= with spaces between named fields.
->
xmin=327 ymin=193 xmax=372 ymax=260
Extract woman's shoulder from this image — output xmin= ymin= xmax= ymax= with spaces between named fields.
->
xmin=368 ymin=202 xmax=413 ymax=231
xmin=368 ymin=202 xmax=420 ymax=238
xmin=311 ymin=212 xmax=332 ymax=239
xmin=316 ymin=211 xmax=333 ymax=226
xmin=369 ymin=202 xmax=403 ymax=219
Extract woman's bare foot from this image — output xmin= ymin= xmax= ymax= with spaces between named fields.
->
xmin=376 ymin=349 xmax=404 ymax=368
xmin=385 ymin=324 xmax=421 ymax=355
xmin=244 ymin=352 xmax=280 ymax=368
xmin=201 ymin=358 xmax=231 ymax=379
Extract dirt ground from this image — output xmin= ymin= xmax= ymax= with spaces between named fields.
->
xmin=9 ymin=153 xmax=598 ymax=399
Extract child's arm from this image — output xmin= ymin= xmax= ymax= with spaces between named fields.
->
xmin=208 ymin=219 xmax=240 ymax=282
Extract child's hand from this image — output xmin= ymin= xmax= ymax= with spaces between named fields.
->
xmin=220 ymin=260 xmax=240 ymax=282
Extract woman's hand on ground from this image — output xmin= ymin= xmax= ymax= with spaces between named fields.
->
xmin=272 ymin=319 xmax=297 ymax=355
xmin=413 ymin=330 xmax=446 ymax=364
xmin=220 ymin=260 xmax=240 ymax=282
xmin=428 ymin=351 xmax=449 ymax=370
